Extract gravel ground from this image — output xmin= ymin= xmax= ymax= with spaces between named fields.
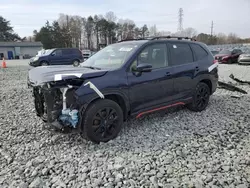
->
xmin=0 ymin=65 xmax=250 ymax=188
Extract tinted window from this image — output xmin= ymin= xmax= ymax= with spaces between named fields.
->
xmin=169 ymin=43 xmax=193 ymax=65
xmin=137 ymin=43 xmax=168 ymax=69
xmin=54 ymin=49 xmax=62 ymax=56
xmin=63 ymin=49 xmax=73 ymax=55
xmin=73 ymin=49 xmax=81 ymax=55
xmin=191 ymin=44 xmax=208 ymax=60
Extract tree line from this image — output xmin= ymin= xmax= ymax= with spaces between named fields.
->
xmin=1 ymin=13 xmax=250 ymax=50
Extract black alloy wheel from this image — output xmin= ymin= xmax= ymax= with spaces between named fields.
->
xmin=93 ymin=108 xmax=118 ymax=139
xmin=187 ymin=82 xmax=210 ymax=112
xmin=82 ymin=99 xmax=123 ymax=143
xmin=196 ymin=85 xmax=210 ymax=109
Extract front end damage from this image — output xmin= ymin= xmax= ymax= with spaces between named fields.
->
xmin=27 ymin=66 xmax=107 ymax=131
xmin=29 ymin=79 xmax=84 ymax=131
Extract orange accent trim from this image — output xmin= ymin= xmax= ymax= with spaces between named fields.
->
xmin=136 ymin=102 xmax=185 ymax=119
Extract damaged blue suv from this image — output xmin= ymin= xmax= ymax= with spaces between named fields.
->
xmin=27 ymin=36 xmax=218 ymax=143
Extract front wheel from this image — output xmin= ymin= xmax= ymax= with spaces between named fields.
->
xmin=82 ymin=99 xmax=124 ymax=143
xmin=41 ymin=61 xmax=49 ymax=66
xmin=187 ymin=82 xmax=210 ymax=112
xmin=227 ymin=59 xmax=233 ymax=64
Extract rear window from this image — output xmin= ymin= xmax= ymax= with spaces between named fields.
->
xmin=63 ymin=49 xmax=81 ymax=55
xmin=63 ymin=49 xmax=73 ymax=55
xmin=190 ymin=44 xmax=208 ymax=60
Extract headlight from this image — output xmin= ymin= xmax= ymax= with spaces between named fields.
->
xmin=33 ymin=56 xmax=39 ymax=61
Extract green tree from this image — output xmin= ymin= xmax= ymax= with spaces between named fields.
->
xmin=35 ymin=21 xmax=54 ymax=49
xmin=0 ymin=16 xmax=21 ymax=41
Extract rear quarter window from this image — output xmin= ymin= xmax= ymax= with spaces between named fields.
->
xmin=190 ymin=44 xmax=208 ymax=60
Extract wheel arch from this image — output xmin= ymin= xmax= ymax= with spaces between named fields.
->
xmin=73 ymin=58 xmax=81 ymax=62
xmin=40 ymin=60 xmax=49 ymax=65
xmin=199 ymin=79 xmax=212 ymax=94
xmin=82 ymin=93 xmax=130 ymax=121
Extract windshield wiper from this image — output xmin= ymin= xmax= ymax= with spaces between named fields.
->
xmin=81 ymin=66 xmax=101 ymax=70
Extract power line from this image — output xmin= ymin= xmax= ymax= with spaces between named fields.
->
xmin=178 ymin=8 xmax=183 ymax=32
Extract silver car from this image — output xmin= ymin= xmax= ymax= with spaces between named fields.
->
xmin=238 ymin=49 xmax=250 ymax=65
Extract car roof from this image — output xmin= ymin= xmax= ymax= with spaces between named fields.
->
xmin=54 ymin=48 xmax=80 ymax=50
xmin=117 ymin=37 xmax=204 ymax=46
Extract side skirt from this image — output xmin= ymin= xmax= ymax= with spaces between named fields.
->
xmin=133 ymin=97 xmax=192 ymax=119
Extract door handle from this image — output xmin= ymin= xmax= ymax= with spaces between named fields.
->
xmin=195 ymin=66 xmax=199 ymax=71
xmin=165 ymin=72 xmax=171 ymax=76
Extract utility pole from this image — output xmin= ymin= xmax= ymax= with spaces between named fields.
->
xmin=210 ymin=21 xmax=214 ymax=36
xmin=178 ymin=8 xmax=184 ymax=32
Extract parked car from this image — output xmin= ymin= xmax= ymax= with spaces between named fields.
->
xmin=214 ymin=48 xmax=243 ymax=64
xmin=29 ymin=48 xmax=84 ymax=67
xmin=82 ymin=49 xmax=93 ymax=61
xmin=27 ymin=36 xmax=218 ymax=143
xmin=210 ymin=50 xmax=219 ymax=57
xmin=238 ymin=49 xmax=250 ymax=65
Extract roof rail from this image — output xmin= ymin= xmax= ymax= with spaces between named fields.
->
xmin=150 ymin=36 xmax=196 ymax=41
xmin=117 ymin=37 xmax=152 ymax=43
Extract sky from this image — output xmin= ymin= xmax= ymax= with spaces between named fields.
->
xmin=0 ymin=0 xmax=250 ymax=38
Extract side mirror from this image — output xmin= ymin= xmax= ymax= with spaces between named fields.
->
xmin=51 ymin=52 xmax=55 ymax=56
xmin=135 ymin=63 xmax=152 ymax=72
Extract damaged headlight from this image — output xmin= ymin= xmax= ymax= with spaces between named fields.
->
xmin=31 ymin=56 xmax=39 ymax=62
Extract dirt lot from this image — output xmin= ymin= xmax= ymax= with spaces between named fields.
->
xmin=0 ymin=63 xmax=250 ymax=188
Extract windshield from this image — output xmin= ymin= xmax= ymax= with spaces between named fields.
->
xmin=218 ymin=50 xmax=231 ymax=55
xmin=80 ymin=42 xmax=141 ymax=69
xmin=43 ymin=49 xmax=54 ymax=55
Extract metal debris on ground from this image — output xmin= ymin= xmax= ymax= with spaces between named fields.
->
xmin=218 ymin=81 xmax=248 ymax=94
xmin=230 ymin=95 xmax=242 ymax=99
xmin=229 ymin=74 xmax=250 ymax=85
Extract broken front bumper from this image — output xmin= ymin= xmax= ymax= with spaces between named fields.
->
xmin=29 ymin=82 xmax=82 ymax=130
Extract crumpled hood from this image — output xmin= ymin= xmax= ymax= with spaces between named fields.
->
xmin=28 ymin=65 xmax=108 ymax=86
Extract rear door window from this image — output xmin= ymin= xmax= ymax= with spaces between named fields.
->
xmin=63 ymin=49 xmax=73 ymax=55
xmin=190 ymin=44 xmax=208 ymax=60
xmin=168 ymin=43 xmax=194 ymax=66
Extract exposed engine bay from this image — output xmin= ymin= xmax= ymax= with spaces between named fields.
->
xmin=27 ymin=65 xmax=107 ymax=131
xmin=32 ymin=80 xmax=82 ymax=130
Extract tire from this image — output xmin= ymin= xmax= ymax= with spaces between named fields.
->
xmin=227 ymin=59 xmax=232 ymax=64
xmin=41 ymin=61 xmax=49 ymax=66
xmin=82 ymin=99 xmax=124 ymax=143
xmin=73 ymin=60 xmax=80 ymax=67
xmin=187 ymin=82 xmax=211 ymax=112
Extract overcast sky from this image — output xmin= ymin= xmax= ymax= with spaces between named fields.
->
xmin=1 ymin=0 xmax=249 ymax=38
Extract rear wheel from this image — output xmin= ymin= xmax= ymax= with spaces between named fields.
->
xmin=82 ymin=99 xmax=123 ymax=143
xmin=73 ymin=60 xmax=80 ymax=67
xmin=187 ymin=82 xmax=210 ymax=112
